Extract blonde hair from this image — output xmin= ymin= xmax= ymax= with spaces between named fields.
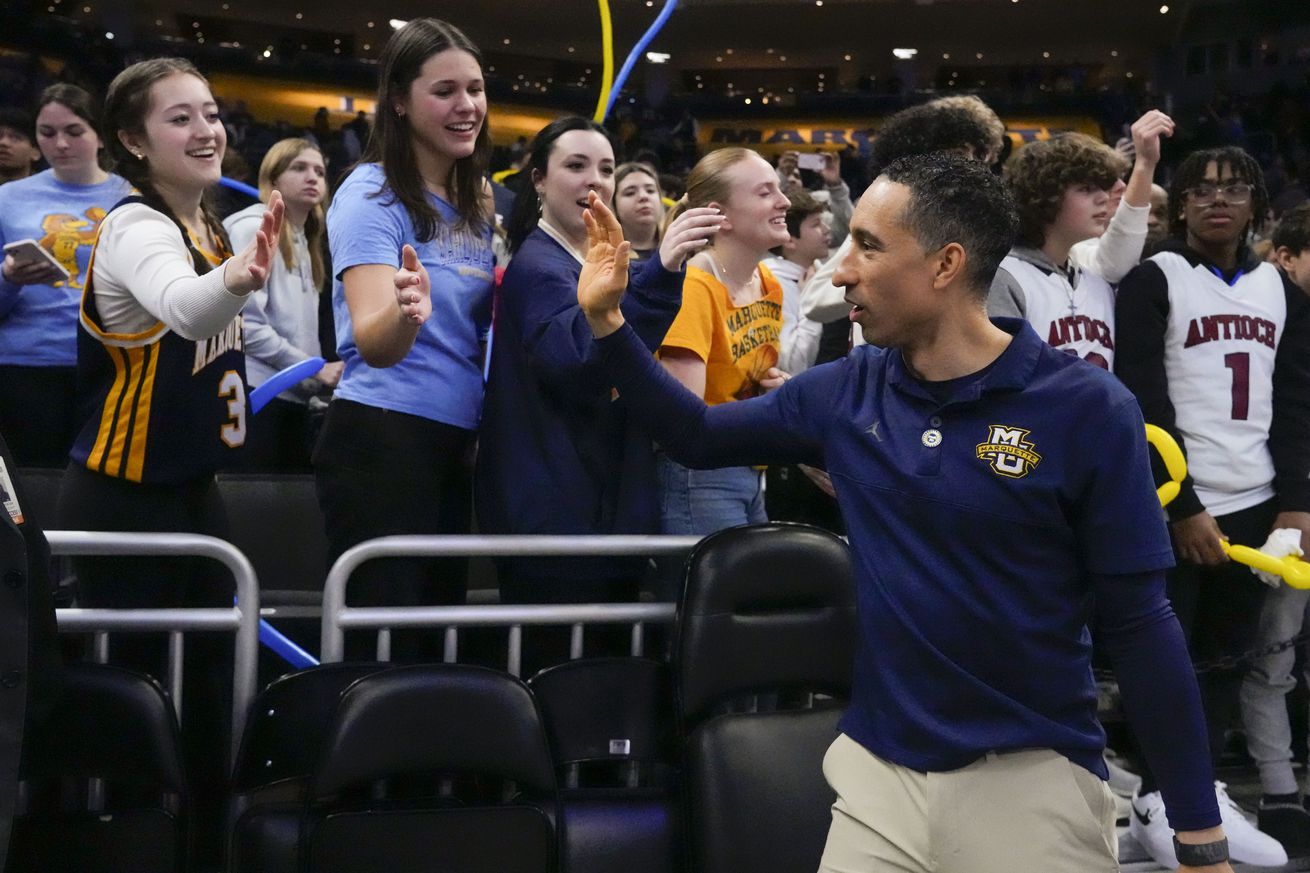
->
xmin=258 ymin=138 xmax=327 ymax=288
xmin=614 ymin=161 xmax=665 ymax=246
xmin=661 ymin=147 xmax=757 ymax=236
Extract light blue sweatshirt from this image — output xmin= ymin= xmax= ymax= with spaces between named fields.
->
xmin=0 ymin=169 xmax=129 ymax=366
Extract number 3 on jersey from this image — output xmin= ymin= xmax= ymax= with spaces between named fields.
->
xmin=218 ymin=369 xmax=247 ymax=447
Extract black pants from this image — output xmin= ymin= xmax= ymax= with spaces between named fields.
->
xmin=1136 ymin=497 xmax=1277 ymax=792
xmin=313 ymin=398 xmax=473 ymax=662
xmin=239 ymin=396 xmax=313 ymax=472
xmin=56 ymin=463 xmax=234 ymax=863
xmin=0 ymin=365 xmax=78 ymax=468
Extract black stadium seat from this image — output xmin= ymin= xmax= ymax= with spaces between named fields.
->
xmin=529 ymin=657 xmax=678 ymax=873
xmin=303 ymin=664 xmax=558 ymax=873
xmin=11 ymin=663 xmax=187 ymax=873
xmin=229 ymin=663 xmax=391 ymax=873
xmin=215 ymin=472 xmax=328 ymax=604
xmin=674 ymin=523 xmax=857 ymax=873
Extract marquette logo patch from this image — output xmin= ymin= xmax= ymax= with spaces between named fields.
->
xmin=976 ymin=425 xmax=1042 ymax=478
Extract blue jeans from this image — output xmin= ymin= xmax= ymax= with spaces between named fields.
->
xmin=657 ymin=454 xmax=767 ymax=535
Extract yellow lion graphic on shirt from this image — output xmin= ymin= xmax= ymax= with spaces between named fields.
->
xmin=37 ymin=206 xmax=106 ymax=288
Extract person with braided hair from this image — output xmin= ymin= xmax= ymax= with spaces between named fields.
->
xmin=54 ymin=57 xmax=283 ymax=864
xmin=1116 ymin=146 xmax=1310 ymax=868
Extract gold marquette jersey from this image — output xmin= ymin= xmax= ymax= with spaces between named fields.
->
xmin=70 ymin=198 xmax=247 ymax=484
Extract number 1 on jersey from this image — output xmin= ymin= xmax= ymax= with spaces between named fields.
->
xmin=1224 ymin=352 xmax=1250 ymax=420
xmin=218 ymin=369 xmax=247 ymax=446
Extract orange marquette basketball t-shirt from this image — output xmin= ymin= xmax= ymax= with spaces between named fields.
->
xmin=658 ymin=263 xmax=784 ymax=406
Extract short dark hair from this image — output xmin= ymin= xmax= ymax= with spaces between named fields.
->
xmin=784 ymin=189 xmax=825 ymax=239
xmin=870 ymin=103 xmax=998 ymax=177
xmin=1169 ymin=146 xmax=1269 ymax=239
xmin=881 ymin=152 xmax=1019 ymax=295
xmin=0 ymin=107 xmax=33 ymax=142
xmin=37 ymin=84 xmax=103 ymax=138
xmin=1004 ymin=133 xmax=1129 ymax=248
xmin=1273 ymin=203 xmax=1310 ymax=255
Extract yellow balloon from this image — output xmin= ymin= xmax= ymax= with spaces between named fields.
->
xmin=1144 ymin=424 xmax=1186 ymax=509
xmin=1145 ymin=423 xmax=1310 ymax=588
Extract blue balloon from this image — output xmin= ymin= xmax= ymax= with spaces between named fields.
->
xmin=259 ymin=618 xmax=319 ymax=669
xmin=604 ymin=0 xmax=680 ymax=120
xmin=249 ymin=357 xmax=326 ymax=414
xmin=219 ymin=176 xmax=260 ymax=199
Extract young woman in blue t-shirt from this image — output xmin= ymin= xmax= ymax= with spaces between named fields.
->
xmin=318 ymin=18 xmax=495 ymax=656
xmin=0 ymin=84 xmax=128 ymax=466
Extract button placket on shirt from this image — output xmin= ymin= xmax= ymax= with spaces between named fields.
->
xmin=917 ymin=411 xmax=946 ymax=476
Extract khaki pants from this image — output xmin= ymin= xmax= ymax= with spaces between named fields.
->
xmin=818 ymin=733 xmax=1118 ymax=873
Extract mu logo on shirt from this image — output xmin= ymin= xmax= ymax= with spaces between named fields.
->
xmin=976 ymin=425 xmax=1043 ymax=478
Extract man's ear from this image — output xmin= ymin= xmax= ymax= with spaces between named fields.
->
xmin=931 ymin=242 xmax=968 ymax=290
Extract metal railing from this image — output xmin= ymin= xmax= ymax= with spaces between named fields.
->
xmin=320 ymin=535 xmax=702 ymax=672
xmin=48 ymin=531 xmax=261 ymax=764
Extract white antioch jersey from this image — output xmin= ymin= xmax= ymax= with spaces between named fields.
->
xmin=1003 ymin=255 xmax=1117 ymax=370
xmin=1156 ymin=252 xmax=1286 ymax=516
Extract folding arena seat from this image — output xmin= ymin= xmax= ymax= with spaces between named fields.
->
xmin=675 ymin=523 xmax=857 ymax=873
xmin=302 ymin=663 xmax=558 ymax=873
xmin=215 ymin=472 xmax=328 ymax=605
xmin=529 ymin=657 xmax=678 ymax=873
xmin=10 ymin=663 xmax=187 ymax=873
xmin=228 ymin=663 xmax=391 ymax=873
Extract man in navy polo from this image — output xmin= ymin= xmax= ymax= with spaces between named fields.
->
xmin=575 ymin=153 xmax=1231 ymax=872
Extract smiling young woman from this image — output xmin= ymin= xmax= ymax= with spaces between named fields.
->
xmin=478 ymin=117 xmax=720 ymax=666
xmin=655 ymin=148 xmax=792 ymax=545
xmin=53 ymin=57 xmax=285 ymax=861
xmin=0 ymin=84 xmax=128 ymax=466
xmin=316 ymin=18 xmax=496 ymax=659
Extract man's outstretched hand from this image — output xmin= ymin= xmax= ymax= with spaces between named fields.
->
xmin=578 ymin=191 xmax=632 ymax=338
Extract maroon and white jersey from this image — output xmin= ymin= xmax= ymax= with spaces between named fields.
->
xmin=1001 ymin=255 xmax=1117 ymax=370
xmin=1156 ymin=252 xmax=1286 ymax=515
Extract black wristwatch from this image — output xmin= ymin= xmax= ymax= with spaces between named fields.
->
xmin=1172 ymin=836 xmax=1229 ymax=867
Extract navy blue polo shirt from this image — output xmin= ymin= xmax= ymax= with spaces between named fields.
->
xmin=815 ymin=319 xmax=1175 ymax=777
xmin=602 ymin=317 xmax=1176 ymax=778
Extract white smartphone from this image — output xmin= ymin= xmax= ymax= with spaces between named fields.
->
xmin=3 ymin=239 xmax=70 ymax=281
xmin=796 ymin=152 xmax=826 ymax=172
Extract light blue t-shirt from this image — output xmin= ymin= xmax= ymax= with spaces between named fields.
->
xmin=0 ymin=170 xmax=130 ymax=366
xmin=327 ymin=163 xmax=494 ymax=428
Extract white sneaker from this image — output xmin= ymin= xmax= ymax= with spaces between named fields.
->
xmin=1129 ymin=790 xmax=1179 ymax=869
xmin=1215 ymin=781 xmax=1288 ymax=867
xmin=1104 ymin=752 xmax=1142 ymax=797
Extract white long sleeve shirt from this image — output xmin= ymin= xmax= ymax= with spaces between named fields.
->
xmin=90 ymin=203 xmax=247 ymax=340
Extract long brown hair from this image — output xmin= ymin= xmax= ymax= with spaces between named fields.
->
xmin=103 ymin=57 xmax=230 ymax=272
xmin=258 ymin=137 xmax=326 ymax=287
xmin=364 ymin=18 xmax=491 ymax=240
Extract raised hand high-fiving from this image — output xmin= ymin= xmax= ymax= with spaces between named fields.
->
xmin=578 ymin=190 xmax=631 ymax=337
xmin=394 ymin=243 xmax=431 ymax=325
xmin=223 ymin=189 xmax=284 ymax=294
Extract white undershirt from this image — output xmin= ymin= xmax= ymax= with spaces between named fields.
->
xmin=90 ymin=202 xmax=247 ymax=340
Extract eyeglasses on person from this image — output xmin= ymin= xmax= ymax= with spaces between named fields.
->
xmin=1185 ymin=182 xmax=1253 ymax=205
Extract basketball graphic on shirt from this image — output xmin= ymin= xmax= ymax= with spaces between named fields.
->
xmin=38 ymin=206 xmax=106 ymax=289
